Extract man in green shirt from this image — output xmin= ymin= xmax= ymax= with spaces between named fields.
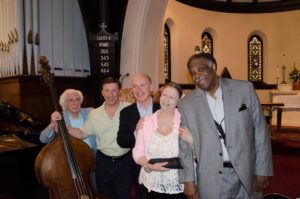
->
xmin=68 ymin=77 xmax=131 ymax=199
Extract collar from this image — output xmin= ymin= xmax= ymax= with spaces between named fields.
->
xmin=137 ymin=98 xmax=153 ymax=111
xmin=205 ymin=79 xmax=222 ymax=99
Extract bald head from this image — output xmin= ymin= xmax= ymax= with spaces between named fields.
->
xmin=132 ymin=73 xmax=153 ymax=105
xmin=133 ymin=73 xmax=152 ymax=84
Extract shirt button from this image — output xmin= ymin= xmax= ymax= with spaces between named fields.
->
xmin=219 ymin=171 xmax=222 ymax=174
xmin=219 ymin=153 xmax=223 ymax=156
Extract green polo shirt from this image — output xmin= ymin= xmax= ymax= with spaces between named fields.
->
xmin=81 ymin=101 xmax=130 ymax=156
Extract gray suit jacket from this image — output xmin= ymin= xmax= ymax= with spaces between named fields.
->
xmin=178 ymin=78 xmax=273 ymax=199
xmin=39 ymin=108 xmax=97 ymax=155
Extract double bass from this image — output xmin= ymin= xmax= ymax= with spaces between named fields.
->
xmin=35 ymin=56 xmax=105 ymax=199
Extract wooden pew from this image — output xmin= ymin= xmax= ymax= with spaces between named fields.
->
xmin=261 ymin=103 xmax=284 ymax=126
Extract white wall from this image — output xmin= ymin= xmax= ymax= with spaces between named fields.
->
xmin=162 ymin=1 xmax=300 ymax=86
xmin=120 ymin=0 xmax=168 ymax=88
xmin=121 ymin=0 xmax=300 ymax=99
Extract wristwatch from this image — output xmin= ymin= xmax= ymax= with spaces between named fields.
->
xmin=144 ymin=163 xmax=152 ymax=173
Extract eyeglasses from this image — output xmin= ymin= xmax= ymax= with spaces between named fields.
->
xmin=66 ymin=98 xmax=81 ymax=103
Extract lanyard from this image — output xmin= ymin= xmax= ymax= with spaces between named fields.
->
xmin=214 ymin=118 xmax=226 ymax=146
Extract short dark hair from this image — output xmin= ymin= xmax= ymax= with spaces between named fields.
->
xmin=101 ymin=77 xmax=121 ymax=90
xmin=187 ymin=53 xmax=217 ymax=70
xmin=163 ymin=82 xmax=183 ymax=98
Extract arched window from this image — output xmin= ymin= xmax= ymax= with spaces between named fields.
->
xmin=200 ymin=32 xmax=213 ymax=55
xmin=248 ymin=35 xmax=263 ymax=82
xmin=164 ymin=24 xmax=171 ymax=83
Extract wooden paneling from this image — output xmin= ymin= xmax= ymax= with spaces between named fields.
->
xmin=0 ymin=75 xmax=96 ymax=123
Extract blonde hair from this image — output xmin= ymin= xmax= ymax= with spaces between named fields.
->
xmin=59 ymin=89 xmax=83 ymax=110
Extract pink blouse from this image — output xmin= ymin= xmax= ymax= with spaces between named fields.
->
xmin=132 ymin=108 xmax=181 ymax=184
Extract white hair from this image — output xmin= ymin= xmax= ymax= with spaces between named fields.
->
xmin=59 ymin=89 xmax=83 ymax=110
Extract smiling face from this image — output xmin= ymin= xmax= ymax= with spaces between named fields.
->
xmin=132 ymin=74 xmax=153 ymax=104
xmin=188 ymin=57 xmax=218 ymax=92
xmin=101 ymin=82 xmax=120 ymax=106
xmin=159 ymin=86 xmax=180 ymax=110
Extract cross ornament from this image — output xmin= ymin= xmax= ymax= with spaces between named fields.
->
xmin=99 ymin=23 xmax=107 ymax=30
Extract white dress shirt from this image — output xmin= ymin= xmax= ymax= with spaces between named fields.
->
xmin=205 ymin=84 xmax=230 ymax=162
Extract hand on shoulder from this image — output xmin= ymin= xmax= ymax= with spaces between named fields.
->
xmin=135 ymin=117 xmax=145 ymax=133
xmin=179 ymin=127 xmax=194 ymax=149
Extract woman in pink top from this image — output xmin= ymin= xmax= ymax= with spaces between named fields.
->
xmin=133 ymin=82 xmax=192 ymax=199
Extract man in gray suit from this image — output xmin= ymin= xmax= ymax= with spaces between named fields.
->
xmin=178 ymin=53 xmax=273 ymax=199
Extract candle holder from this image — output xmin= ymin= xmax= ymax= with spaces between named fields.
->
xmin=281 ymin=64 xmax=287 ymax=84
xmin=194 ymin=45 xmax=200 ymax=54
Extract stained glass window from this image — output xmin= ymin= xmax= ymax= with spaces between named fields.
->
xmin=248 ymin=35 xmax=263 ymax=82
xmin=200 ymin=32 xmax=213 ymax=55
xmin=164 ymin=24 xmax=171 ymax=83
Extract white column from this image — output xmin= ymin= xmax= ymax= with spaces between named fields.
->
xmin=15 ymin=0 xmax=24 ymax=75
xmin=78 ymin=0 xmax=90 ymax=77
xmin=0 ymin=1 xmax=4 ymax=77
xmin=32 ymin=0 xmax=39 ymax=75
xmin=63 ymin=0 xmax=74 ymax=76
xmin=11 ymin=0 xmax=17 ymax=75
xmin=52 ymin=0 xmax=64 ymax=76
xmin=73 ymin=0 xmax=83 ymax=77
xmin=39 ymin=0 xmax=53 ymax=67
xmin=82 ymin=25 xmax=91 ymax=77
xmin=24 ymin=0 xmax=33 ymax=74
xmin=3 ymin=0 xmax=9 ymax=76
xmin=8 ymin=0 xmax=15 ymax=75
xmin=121 ymin=0 xmax=168 ymax=88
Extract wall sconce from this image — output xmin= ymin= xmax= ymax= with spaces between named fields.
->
xmin=194 ymin=45 xmax=200 ymax=54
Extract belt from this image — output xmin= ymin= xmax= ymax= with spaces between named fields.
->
xmin=97 ymin=150 xmax=130 ymax=162
xmin=223 ymin=162 xmax=233 ymax=168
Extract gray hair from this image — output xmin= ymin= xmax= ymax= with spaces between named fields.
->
xmin=59 ymin=89 xmax=83 ymax=110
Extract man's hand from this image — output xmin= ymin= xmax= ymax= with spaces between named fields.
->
xmin=135 ymin=117 xmax=145 ymax=132
xmin=184 ymin=181 xmax=199 ymax=199
xmin=254 ymin=175 xmax=270 ymax=192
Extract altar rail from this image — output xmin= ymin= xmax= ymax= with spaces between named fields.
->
xmin=271 ymin=90 xmax=300 ymax=128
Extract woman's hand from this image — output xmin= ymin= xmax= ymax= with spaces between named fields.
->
xmin=148 ymin=162 xmax=170 ymax=172
xmin=49 ymin=111 xmax=62 ymax=133
xmin=179 ymin=127 xmax=194 ymax=148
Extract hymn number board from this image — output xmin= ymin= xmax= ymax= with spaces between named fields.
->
xmin=89 ymin=24 xmax=118 ymax=76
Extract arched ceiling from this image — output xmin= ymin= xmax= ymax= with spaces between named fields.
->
xmin=176 ymin=0 xmax=300 ymax=13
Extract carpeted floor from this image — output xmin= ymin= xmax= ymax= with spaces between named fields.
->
xmin=263 ymin=125 xmax=300 ymax=199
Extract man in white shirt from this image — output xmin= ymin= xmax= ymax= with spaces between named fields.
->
xmin=178 ymin=53 xmax=273 ymax=199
